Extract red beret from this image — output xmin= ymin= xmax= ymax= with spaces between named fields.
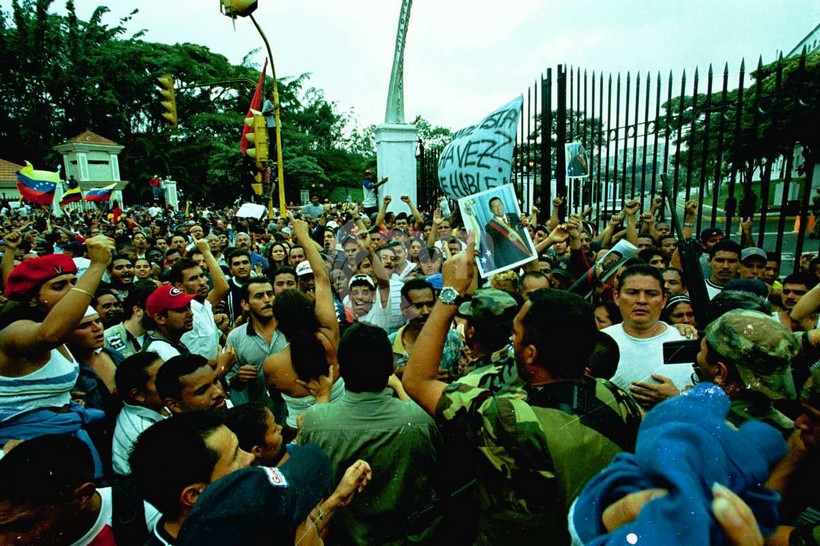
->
xmin=4 ymin=254 xmax=78 ymax=299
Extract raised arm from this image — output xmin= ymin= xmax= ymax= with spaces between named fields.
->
xmin=404 ymin=233 xmax=476 ymax=416
xmin=400 ymin=195 xmax=425 ymax=231
xmin=427 ymin=207 xmax=442 ymax=248
xmin=375 ymin=195 xmax=391 ymax=230
xmin=196 ymin=237 xmax=229 ymax=307
xmin=623 ymin=200 xmax=640 ymax=246
xmin=0 ymin=235 xmax=114 ymax=373
xmin=1 ymin=229 xmax=22 ymax=288
xmin=546 ymin=195 xmax=564 ymax=232
xmin=292 ymin=217 xmax=339 ymax=343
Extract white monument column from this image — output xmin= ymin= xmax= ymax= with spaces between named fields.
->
xmin=163 ymin=179 xmax=179 ymax=211
xmin=377 ymin=0 xmax=417 ymax=214
xmin=375 ymin=124 xmax=418 ymax=209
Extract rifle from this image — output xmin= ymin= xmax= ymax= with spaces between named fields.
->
xmin=661 ymin=173 xmax=710 ymax=328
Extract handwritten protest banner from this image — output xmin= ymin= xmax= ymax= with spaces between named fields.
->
xmin=437 ymin=95 xmax=523 ymax=200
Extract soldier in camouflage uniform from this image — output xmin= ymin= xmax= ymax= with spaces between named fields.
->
xmin=403 ymin=237 xmax=643 ymax=546
xmin=694 ymin=308 xmax=799 ymax=438
xmin=456 ymin=287 xmax=524 ymax=395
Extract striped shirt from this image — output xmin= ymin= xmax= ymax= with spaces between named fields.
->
xmin=112 ymin=403 xmax=166 ymax=475
xmin=0 ymin=348 xmax=78 ymax=422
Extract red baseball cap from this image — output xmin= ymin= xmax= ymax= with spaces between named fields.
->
xmin=4 ymin=254 xmax=78 ymax=299
xmin=146 ymin=285 xmax=195 ymax=316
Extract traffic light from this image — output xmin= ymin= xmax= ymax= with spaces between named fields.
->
xmin=220 ymin=0 xmax=257 ymax=18
xmin=156 ymin=74 xmax=177 ymax=128
xmin=244 ymin=110 xmax=269 ymax=170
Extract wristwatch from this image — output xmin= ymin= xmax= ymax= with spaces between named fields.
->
xmin=439 ymin=286 xmax=462 ymax=305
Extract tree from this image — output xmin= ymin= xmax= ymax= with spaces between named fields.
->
xmin=0 ymin=1 xmax=376 ymax=206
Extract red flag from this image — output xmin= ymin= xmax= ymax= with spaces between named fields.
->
xmin=240 ymin=58 xmax=268 ymax=155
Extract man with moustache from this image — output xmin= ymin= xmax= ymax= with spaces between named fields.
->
xmin=390 ymin=278 xmax=463 ymax=377
xmin=105 ymin=254 xmax=135 ymax=300
xmin=226 ymin=277 xmax=289 ymax=424
xmin=141 ymin=285 xmax=196 ymax=361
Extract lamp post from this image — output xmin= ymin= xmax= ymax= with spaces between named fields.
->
xmin=220 ymin=1 xmax=286 ymax=219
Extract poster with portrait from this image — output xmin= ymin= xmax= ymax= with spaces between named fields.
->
xmin=565 ymin=141 xmax=589 ymax=179
xmin=568 ymin=239 xmax=639 ymax=299
xmin=458 ymin=184 xmax=537 ymax=278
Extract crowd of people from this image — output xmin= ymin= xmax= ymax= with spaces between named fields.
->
xmin=0 ymin=182 xmax=817 ymax=545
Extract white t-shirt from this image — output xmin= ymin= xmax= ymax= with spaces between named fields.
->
xmin=602 ymin=322 xmax=695 ymax=393
xmin=70 ymin=487 xmax=160 ymax=546
xmin=181 ymin=299 xmax=219 ymax=361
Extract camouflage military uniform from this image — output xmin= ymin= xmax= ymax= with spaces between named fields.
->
xmin=457 ymin=344 xmax=525 ymax=397
xmin=436 ymin=375 xmax=642 ymax=545
xmin=727 ymin=393 xmax=795 ymax=439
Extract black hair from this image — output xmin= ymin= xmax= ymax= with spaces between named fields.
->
xmin=272 ymin=265 xmax=297 ymax=283
xmin=272 ymin=289 xmax=328 ymax=381
xmin=227 ymin=248 xmax=251 ymax=265
xmin=594 ymin=300 xmax=623 ymax=325
xmin=225 ymin=403 xmax=272 ymax=455
xmin=0 ymin=434 xmax=94 ymax=505
xmin=108 ymin=253 xmax=133 ymax=271
xmin=708 ymin=238 xmax=742 ymax=258
xmin=782 ymin=271 xmax=818 ymax=290
xmin=523 ymin=288 xmax=596 ymax=379
xmin=155 ymin=354 xmax=210 ymax=402
xmin=518 ymin=270 xmax=549 ymax=292
xmin=241 ymin=276 xmax=273 ymax=302
xmin=588 ymin=331 xmax=619 ymax=380
xmin=123 ymin=282 xmax=155 ymax=320
xmin=401 ymin=278 xmax=434 ymax=303
xmin=129 ymin=411 xmax=224 ymax=519
xmin=338 ymin=322 xmax=393 ymax=392
xmin=616 ymin=263 xmax=665 ymax=294
xmin=169 ymin=258 xmax=200 ymax=285
xmin=115 ymin=351 xmax=162 ymax=405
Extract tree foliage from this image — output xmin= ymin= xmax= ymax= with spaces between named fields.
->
xmin=659 ymin=52 xmax=819 ymax=190
xmin=0 ymin=0 xmax=380 ymax=205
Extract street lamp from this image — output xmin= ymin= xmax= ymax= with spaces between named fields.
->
xmin=220 ymin=0 xmax=286 ymax=219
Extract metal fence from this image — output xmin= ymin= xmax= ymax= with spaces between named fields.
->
xmin=419 ymin=48 xmax=818 ymax=273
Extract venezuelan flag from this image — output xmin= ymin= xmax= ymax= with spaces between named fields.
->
xmin=60 ymin=184 xmax=82 ymax=205
xmin=16 ymin=161 xmax=58 ymax=205
xmin=84 ymin=183 xmax=117 ymax=202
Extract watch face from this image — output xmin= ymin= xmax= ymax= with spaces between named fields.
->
xmin=440 ymin=287 xmax=458 ymax=304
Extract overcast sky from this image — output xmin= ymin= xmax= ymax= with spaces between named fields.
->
xmin=7 ymin=1 xmax=819 ymax=131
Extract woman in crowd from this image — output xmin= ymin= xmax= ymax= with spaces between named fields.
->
xmin=263 ymin=219 xmax=345 ymax=440
xmin=0 ymin=232 xmax=114 ymax=475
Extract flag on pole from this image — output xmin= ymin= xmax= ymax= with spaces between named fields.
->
xmin=60 ymin=184 xmax=82 ymax=205
xmin=240 ymin=58 xmax=268 ymax=155
xmin=16 ymin=161 xmax=59 ymax=205
xmin=84 ymin=183 xmax=117 ymax=202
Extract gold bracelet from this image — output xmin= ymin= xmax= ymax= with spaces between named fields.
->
xmin=70 ymin=287 xmax=94 ymax=298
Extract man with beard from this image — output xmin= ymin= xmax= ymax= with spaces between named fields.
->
xmin=156 ymin=355 xmax=228 ymax=414
xmin=105 ymin=283 xmax=153 ymax=358
xmin=141 ymin=285 xmax=196 ymax=361
xmin=389 ymin=278 xmax=463 ymax=377
xmin=93 ymin=288 xmax=124 ymax=329
xmin=105 ymin=254 xmax=134 ymax=300
xmin=226 ymin=277 xmax=289 ymax=424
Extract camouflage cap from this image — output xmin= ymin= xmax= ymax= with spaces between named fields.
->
xmin=704 ymin=309 xmax=798 ymax=400
xmin=458 ymin=288 xmax=518 ymax=323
